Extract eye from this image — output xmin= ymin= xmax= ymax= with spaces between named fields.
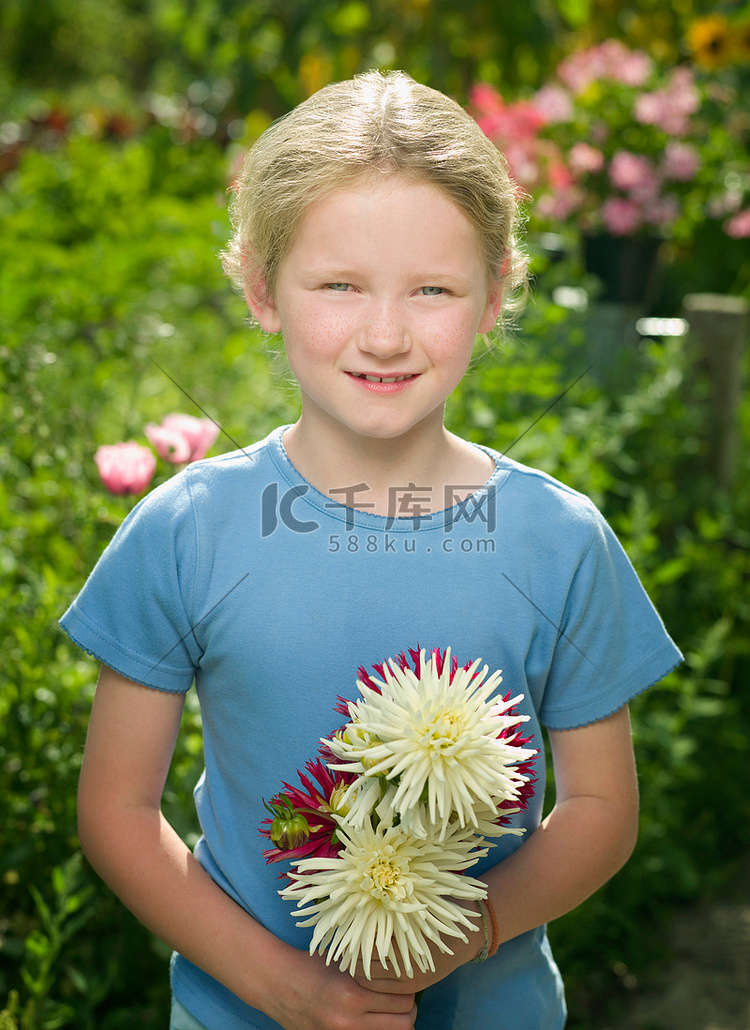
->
xmin=418 ymin=286 xmax=446 ymax=296
xmin=325 ymin=282 xmax=352 ymax=292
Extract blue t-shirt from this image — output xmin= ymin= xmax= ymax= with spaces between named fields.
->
xmin=60 ymin=427 xmax=682 ymax=1030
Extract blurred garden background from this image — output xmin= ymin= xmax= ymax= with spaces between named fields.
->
xmin=1 ymin=0 xmax=749 ymax=1027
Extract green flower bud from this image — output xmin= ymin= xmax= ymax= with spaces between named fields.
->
xmin=270 ymin=811 xmax=310 ymax=850
xmin=264 ymin=795 xmax=310 ymax=851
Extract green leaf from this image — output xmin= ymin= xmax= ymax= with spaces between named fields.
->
xmin=554 ymin=0 xmax=591 ymax=28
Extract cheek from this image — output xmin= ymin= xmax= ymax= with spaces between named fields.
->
xmin=283 ymin=324 xmax=351 ymax=386
xmin=434 ymin=315 xmax=481 ymax=360
xmin=283 ymin=302 xmax=354 ymax=355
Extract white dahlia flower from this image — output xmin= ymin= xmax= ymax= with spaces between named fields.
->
xmin=280 ymin=816 xmax=488 ymax=979
xmin=326 ymin=648 xmax=535 ymax=839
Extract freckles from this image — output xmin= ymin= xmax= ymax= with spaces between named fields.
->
xmin=439 ymin=328 xmax=472 ymax=358
xmin=287 ymin=307 xmax=351 ymax=359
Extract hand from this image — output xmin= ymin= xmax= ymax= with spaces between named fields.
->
xmin=352 ymin=904 xmax=484 ymax=995
xmin=269 ymin=950 xmax=418 ymax=1030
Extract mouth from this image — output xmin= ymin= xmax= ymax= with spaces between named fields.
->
xmin=349 ymin=373 xmax=417 ymax=383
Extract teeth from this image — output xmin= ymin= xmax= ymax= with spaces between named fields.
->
xmin=359 ymin=374 xmax=411 ymax=383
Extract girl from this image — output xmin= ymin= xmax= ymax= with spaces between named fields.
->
xmin=61 ymin=71 xmax=682 ymax=1030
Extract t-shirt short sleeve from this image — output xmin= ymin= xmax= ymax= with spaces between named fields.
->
xmin=59 ymin=473 xmax=201 ymax=693
xmin=539 ymin=502 xmax=682 ymax=730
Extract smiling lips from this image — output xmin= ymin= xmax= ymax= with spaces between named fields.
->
xmin=350 ymin=372 xmax=417 ymax=383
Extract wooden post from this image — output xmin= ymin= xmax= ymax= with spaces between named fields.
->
xmin=681 ymin=293 xmax=749 ymax=492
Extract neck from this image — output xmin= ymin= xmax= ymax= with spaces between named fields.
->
xmin=282 ymin=412 xmax=493 ymax=516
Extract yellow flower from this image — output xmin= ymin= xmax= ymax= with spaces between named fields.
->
xmin=734 ymin=20 xmax=750 ymax=64
xmin=687 ymin=15 xmax=733 ymax=69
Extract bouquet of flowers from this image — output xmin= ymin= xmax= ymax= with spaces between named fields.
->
xmin=261 ymin=647 xmax=536 ymax=980
xmin=470 ymin=38 xmax=750 ymax=241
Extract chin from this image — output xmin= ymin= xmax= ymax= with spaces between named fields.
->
xmin=349 ymin=419 xmax=425 ymax=442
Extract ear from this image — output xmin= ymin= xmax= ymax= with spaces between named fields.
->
xmin=243 ymin=270 xmax=283 ymax=334
xmin=477 ymin=279 xmax=504 ymax=335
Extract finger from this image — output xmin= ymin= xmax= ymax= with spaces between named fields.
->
xmin=354 ymin=957 xmax=411 ymax=981
xmin=360 ymin=987 xmax=416 ymax=1013
xmin=356 ymin=974 xmax=415 ymax=994
xmin=356 ymin=966 xmax=400 ymax=982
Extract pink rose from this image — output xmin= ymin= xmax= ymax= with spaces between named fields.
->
xmin=609 ymin=151 xmax=658 ymax=197
xmin=95 ymin=442 xmax=157 ymax=496
xmin=568 ymin=142 xmax=605 ymax=176
xmin=601 ymin=197 xmax=643 ymax=236
xmin=724 ymin=207 xmax=750 ymax=239
xmin=145 ymin=413 xmax=220 ymax=464
xmin=661 ymin=142 xmax=701 ymax=182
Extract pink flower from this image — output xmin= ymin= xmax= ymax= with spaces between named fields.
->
xmin=468 ymin=83 xmax=515 ymax=139
xmin=557 ymin=40 xmax=653 ymax=93
xmin=144 ymin=423 xmax=192 ymax=463
xmin=502 ymin=140 xmax=542 ymax=189
xmin=468 ymin=83 xmax=505 ymax=117
xmin=469 ymin=84 xmax=546 ymax=142
xmin=609 ymin=151 xmax=659 ymax=198
xmin=601 ymin=197 xmax=644 ymax=235
xmin=724 ymin=207 xmax=750 ymax=238
xmin=261 ymin=757 xmax=357 ymax=864
xmin=95 ymin=442 xmax=156 ymax=496
xmin=661 ymin=142 xmax=701 ymax=182
xmin=667 ymin=67 xmax=700 ymax=112
xmin=145 ymin=413 xmax=219 ymax=464
xmin=634 ymin=91 xmax=667 ymax=127
xmin=614 ymin=48 xmax=654 ymax=87
xmin=557 ymin=47 xmax=605 ymax=93
xmin=535 ymin=186 xmax=584 ymax=221
xmin=645 ymin=195 xmax=680 ymax=227
xmin=634 ymin=67 xmax=700 ymax=135
xmin=532 ymin=84 xmax=573 ymax=123
xmin=568 ymin=142 xmax=605 ymax=176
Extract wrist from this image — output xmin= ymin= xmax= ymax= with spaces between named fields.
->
xmin=470 ymin=896 xmax=499 ymax=963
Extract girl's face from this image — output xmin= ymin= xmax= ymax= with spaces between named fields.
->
xmin=248 ymin=175 xmax=502 ymax=449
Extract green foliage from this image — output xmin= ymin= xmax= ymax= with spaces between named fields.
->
xmin=1 ymin=0 xmax=720 ymax=130
xmin=0 ymin=126 xmax=296 ymax=1028
xmin=0 ymin=0 xmax=565 ymax=117
xmin=2 ymin=19 xmax=748 ymax=1024
xmin=448 ymin=311 xmax=750 ymax=1026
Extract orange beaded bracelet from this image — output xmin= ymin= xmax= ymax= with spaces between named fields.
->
xmin=485 ymin=895 xmax=499 ymax=957
xmin=471 ymin=896 xmax=499 ymax=962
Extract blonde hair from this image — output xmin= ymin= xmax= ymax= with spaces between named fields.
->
xmin=222 ymin=70 xmax=527 ymax=321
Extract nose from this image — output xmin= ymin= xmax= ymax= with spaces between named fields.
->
xmin=358 ymin=299 xmax=412 ymax=359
